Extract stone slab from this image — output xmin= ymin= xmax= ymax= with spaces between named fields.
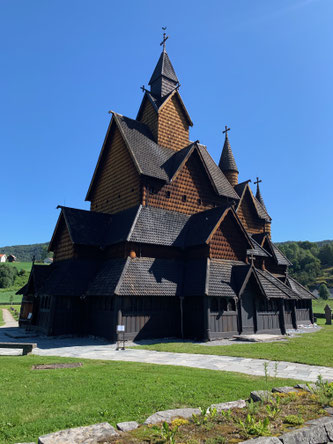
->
xmin=38 ymin=422 xmax=118 ymax=444
xmin=144 ymin=408 xmax=201 ymax=425
xmin=294 ymin=383 xmax=316 ymax=392
xmin=279 ymin=424 xmax=328 ymax=444
xmin=250 ymin=390 xmax=273 ymax=402
xmin=116 ymin=421 xmax=139 ymax=432
xmin=239 ymin=438 xmax=282 ymax=443
xmin=272 ymin=386 xmax=298 ymax=394
xmin=233 ymin=334 xmax=286 ymax=342
xmin=210 ymin=399 xmax=246 ymax=412
xmin=325 ymin=407 xmax=333 ymax=416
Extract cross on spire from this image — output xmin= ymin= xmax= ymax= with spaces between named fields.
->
xmin=254 ymin=177 xmax=262 ymax=186
xmin=160 ymin=27 xmax=168 ymax=50
xmin=223 ymin=125 xmax=230 ymax=135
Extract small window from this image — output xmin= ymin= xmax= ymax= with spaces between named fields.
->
xmin=228 ymin=299 xmax=236 ymax=311
xmin=182 ymin=195 xmax=187 ymax=202
xmin=197 ymin=198 xmax=202 ymax=205
xmin=166 ymin=191 xmax=171 ymax=198
xmin=148 ymin=186 xmax=155 ymax=194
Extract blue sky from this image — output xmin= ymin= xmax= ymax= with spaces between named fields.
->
xmin=0 ymin=0 xmax=332 ymax=246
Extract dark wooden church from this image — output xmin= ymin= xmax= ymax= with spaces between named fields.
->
xmin=19 ymin=37 xmax=315 ymax=341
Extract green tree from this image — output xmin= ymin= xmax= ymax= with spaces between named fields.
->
xmin=0 ymin=264 xmax=18 ymax=288
xmin=319 ymin=283 xmax=330 ymax=300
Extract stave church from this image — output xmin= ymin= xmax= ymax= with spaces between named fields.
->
xmin=19 ymin=35 xmax=315 ymax=341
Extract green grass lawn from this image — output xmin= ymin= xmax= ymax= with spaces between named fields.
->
xmin=0 ymin=290 xmax=22 ymax=304
xmin=5 ymin=261 xmax=33 ymax=273
xmin=0 ymin=355 xmax=301 ymax=444
xmin=132 ymin=321 xmax=333 ymax=368
xmin=312 ymin=298 xmax=333 ymax=313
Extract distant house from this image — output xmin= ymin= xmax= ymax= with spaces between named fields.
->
xmin=7 ymin=255 xmax=17 ymax=262
xmin=0 ymin=254 xmax=7 ymax=263
xmin=43 ymin=257 xmax=53 ymax=264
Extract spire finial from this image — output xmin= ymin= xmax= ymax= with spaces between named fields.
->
xmin=223 ymin=125 xmax=231 ymax=136
xmin=160 ymin=27 xmax=168 ymax=51
xmin=254 ymin=177 xmax=262 ymax=187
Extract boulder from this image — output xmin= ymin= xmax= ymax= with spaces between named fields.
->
xmin=209 ymin=399 xmax=246 ymax=412
xmin=279 ymin=423 xmax=328 ymax=444
xmin=250 ymin=390 xmax=272 ymax=402
xmin=272 ymin=387 xmax=297 ymax=394
xmin=116 ymin=421 xmax=139 ymax=432
xmin=144 ymin=408 xmax=201 ymax=425
xmin=238 ymin=438 xmax=282 ymax=443
xmin=38 ymin=422 xmax=118 ymax=444
xmin=294 ymin=383 xmax=316 ymax=392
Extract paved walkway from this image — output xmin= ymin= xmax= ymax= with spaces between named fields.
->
xmin=1 ymin=315 xmax=332 ymax=383
xmin=1 ymin=308 xmax=18 ymax=328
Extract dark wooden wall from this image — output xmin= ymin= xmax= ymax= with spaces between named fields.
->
xmin=158 ymin=94 xmax=189 ymax=151
xmin=53 ymin=220 xmax=74 ymax=262
xmin=208 ymin=297 xmax=238 ymax=338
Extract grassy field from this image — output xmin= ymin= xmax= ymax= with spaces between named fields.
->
xmin=4 ymin=261 xmax=33 ymax=273
xmin=0 ymin=290 xmax=22 ymax=304
xmin=0 ymin=355 xmax=301 ymax=444
xmin=316 ymin=266 xmax=333 ymax=287
xmin=0 ymin=262 xmax=31 ymax=304
xmin=132 ymin=320 xmax=333 ymax=368
xmin=312 ymin=298 xmax=333 ymax=313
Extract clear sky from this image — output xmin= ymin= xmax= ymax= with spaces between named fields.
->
xmin=1 ymin=0 xmax=332 ymax=246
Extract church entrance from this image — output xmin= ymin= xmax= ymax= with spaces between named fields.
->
xmin=240 ymin=288 xmax=256 ymax=334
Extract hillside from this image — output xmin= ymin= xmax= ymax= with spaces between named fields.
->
xmin=0 ymin=243 xmax=51 ymax=262
xmin=277 ymin=240 xmax=333 ymax=289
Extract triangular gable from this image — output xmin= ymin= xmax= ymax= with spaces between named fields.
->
xmin=236 ymin=182 xmax=271 ymax=222
xmin=205 ymin=207 xmax=253 ymax=261
xmin=262 ymin=238 xmax=292 ymax=266
xmin=49 ymin=212 xmax=72 ymax=252
xmin=236 ymin=184 xmax=267 ymax=232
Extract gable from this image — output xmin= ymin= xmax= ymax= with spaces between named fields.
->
xmin=209 ymin=211 xmax=249 ymax=261
xmin=51 ymin=216 xmax=74 ymax=262
xmin=137 ymin=96 xmax=158 ymax=141
xmin=89 ymin=124 xmax=141 ymax=214
xmin=144 ymin=149 xmax=221 ymax=215
xmin=237 ymin=187 xmax=265 ymax=234
xmin=158 ymin=93 xmax=189 ymax=151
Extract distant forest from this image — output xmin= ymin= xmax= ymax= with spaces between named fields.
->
xmin=0 ymin=243 xmax=51 ymax=262
xmin=277 ymin=240 xmax=333 ymax=289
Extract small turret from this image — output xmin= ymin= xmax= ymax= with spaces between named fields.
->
xmin=148 ymin=34 xmax=179 ymax=98
xmin=254 ymin=177 xmax=268 ymax=212
xmin=218 ymin=127 xmax=239 ymax=186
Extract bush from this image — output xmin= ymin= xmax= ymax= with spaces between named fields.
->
xmin=0 ymin=264 xmax=18 ymax=288
xmin=319 ymin=283 xmax=330 ymax=300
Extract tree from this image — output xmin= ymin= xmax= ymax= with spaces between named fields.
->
xmin=0 ymin=264 xmax=18 ymax=288
xmin=319 ymin=283 xmax=330 ymax=300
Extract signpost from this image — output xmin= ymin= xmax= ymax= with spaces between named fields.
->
xmin=116 ymin=325 xmax=126 ymax=350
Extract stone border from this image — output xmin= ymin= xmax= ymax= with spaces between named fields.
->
xmin=16 ymin=384 xmax=333 ymax=444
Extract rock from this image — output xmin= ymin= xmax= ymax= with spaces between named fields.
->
xmin=209 ymin=399 xmax=246 ymax=412
xmin=116 ymin=421 xmax=139 ymax=432
xmin=38 ymin=422 xmax=118 ymax=444
xmin=238 ymin=438 xmax=282 ymax=443
xmin=250 ymin=390 xmax=272 ymax=402
xmin=272 ymin=387 xmax=298 ymax=394
xmin=294 ymin=383 xmax=316 ymax=392
xmin=324 ymin=419 xmax=333 ymax=441
xmin=144 ymin=408 xmax=201 ymax=425
xmin=325 ymin=407 xmax=333 ymax=416
xmin=279 ymin=424 xmax=328 ymax=444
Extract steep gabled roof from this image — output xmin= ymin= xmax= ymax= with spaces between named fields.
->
xmin=256 ymin=183 xmax=268 ymax=213
xmin=219 ymin=133 xmax=238 ymax=173
xmin=248 ymin=236 xmax=271 ymax=258
xmin=286 ymin=276 xmax=316 ymax=300
xmin=17 ymin=264 xmax=53 ymax=295
xmin=149 ymin=49 xmax=179 ymax=85
xmin=234 ymin=181 xmax=271 ymax=222
xmin=264 ymin=239 xmax=292 ymax=266
xmin=87 ymin=257 xmax=182 ymax=296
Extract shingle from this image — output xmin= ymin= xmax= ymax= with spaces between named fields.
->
xmin=115 ymin=114 xmax=173 ymax=181
xmin=218 ymin=134 xmax=238 ymax=172
xmin=86 ymin=259 xmax=127 ymax=296
xmin=248 ymin=235 xmax=271 ymax=258
xmin=234 ymin=181 xmax=250 ymax=199
xmin=208 ymin=260 xmax=238 ymax=298
xmin=149 ymin=50 xmax=179 ymax=85
xmin=254 ymin=197 xmax=271 ymax=222
xmin=255 ymin=269 xmax=299 ymax=299
xmin=39 ymin=260 xmax=100 ymax=296
xmin=61 ymin=207 xmax=112 ymax=246
xmin=197 ymin=145 xmax=240 ymax=200
xmin=286 ymin=276 xmax=315 ymax=300
xmin=269 ymin=241 xmax=292 ymax=266
xmin=17 ymin=264 xmax=53 ymax=295
xmin=103 ymin=206 xmax=141 ymax=246
xmin=116 ymin=258 xmax=182 ymax=296
xmin=128 ymin=206 xmax=189 ymax=247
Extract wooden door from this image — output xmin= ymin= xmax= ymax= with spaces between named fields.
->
xmin=241 ymin=289 xmax=256 ymax=334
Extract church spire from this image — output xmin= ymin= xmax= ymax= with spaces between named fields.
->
xmin=148 ymin=30 xmax=179 ymax=98
xmin=218 ymin=126 xmax=239 ymax=186
xmin=254 ymin=177 xmax=268 ymax=212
